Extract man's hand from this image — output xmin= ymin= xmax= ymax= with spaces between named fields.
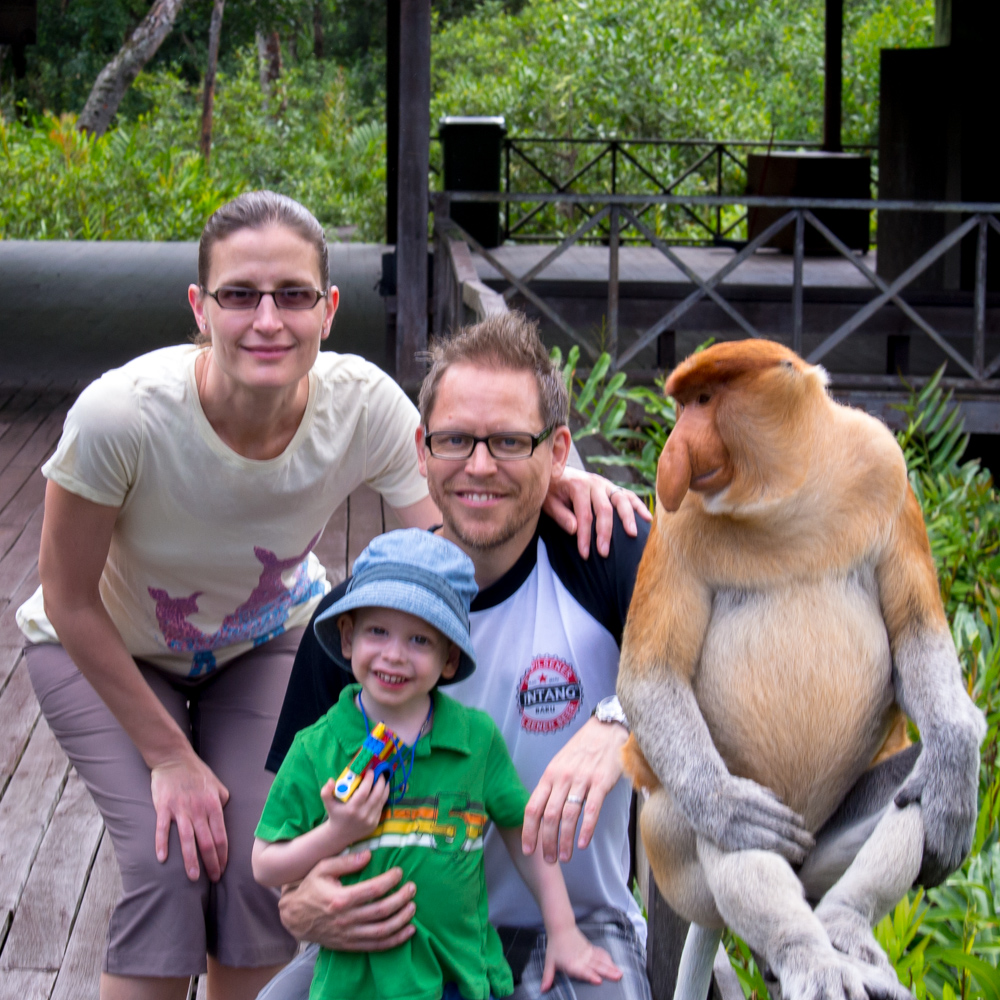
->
xmin=278 ymin=851 xmax=417 ymax=951
xmin=150 ymin=751 xmax=230 ymax=882
xmin=522 ymin=717 xmax=629 ymax=863
xmin=543 ymin=468 xmax=651 ymax=559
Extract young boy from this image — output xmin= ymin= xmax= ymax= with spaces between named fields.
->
xmin=253 ymin=530 xmax=621 ymax=1000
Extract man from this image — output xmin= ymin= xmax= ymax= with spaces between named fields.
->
xmin=261 ymin=313 xmax=653 ymax=1000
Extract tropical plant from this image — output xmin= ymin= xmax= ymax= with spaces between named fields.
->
xmin=0 ymin=49 xmax=386 ymax=240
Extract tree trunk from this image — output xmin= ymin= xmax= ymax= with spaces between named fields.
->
xmin=200 ymin=0 xmax=225 ymax=164
xmin=255 ymin=28 xmax=281 ymax=93
xmin=313 ymin=2 xmax=324 ymax=60
xmin=77 ymin=0 xmax=186 ymax=135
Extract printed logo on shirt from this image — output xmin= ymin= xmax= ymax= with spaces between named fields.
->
xmin=517 ymin=655 xmax=582 ymax=733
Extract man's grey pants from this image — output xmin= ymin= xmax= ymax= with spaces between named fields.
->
xmin=257 ymin=907 xmax=652 ymax=1000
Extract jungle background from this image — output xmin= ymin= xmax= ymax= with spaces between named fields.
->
xmin=2 ymin=2 xmax=999 ymax=997
xmin=0 ymin=0 xmax=933 ymax=240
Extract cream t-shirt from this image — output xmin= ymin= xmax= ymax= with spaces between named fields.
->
xmin=17 ymin=345 xmax=427 ymax=677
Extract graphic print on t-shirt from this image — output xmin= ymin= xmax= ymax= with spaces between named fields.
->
xmin=517 ymin=654 xmax=583 ymax=733
xmin=349 ymin=795 xmax=488 ymax=853
xmin=148 ymin=533 xmax=324 ymax=675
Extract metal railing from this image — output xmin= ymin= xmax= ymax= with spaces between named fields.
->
xmin=497 ymin=137 xmax=876 ymax=245
xmin=432 ymin=191 xmax=1000 ymax=387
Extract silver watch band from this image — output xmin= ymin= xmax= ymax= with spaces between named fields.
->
xmin=593 ymin=695 xmax=630 ymax=731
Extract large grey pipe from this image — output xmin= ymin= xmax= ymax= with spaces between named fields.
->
xmin=0 ymin=241 xmax=389 ymax=384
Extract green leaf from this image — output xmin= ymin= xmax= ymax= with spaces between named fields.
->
xmin=936 ymin=949 xmax=1000 ymax=999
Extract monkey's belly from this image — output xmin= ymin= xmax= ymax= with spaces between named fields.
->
xmin=694 ymin=570 xmax=896 ymax=830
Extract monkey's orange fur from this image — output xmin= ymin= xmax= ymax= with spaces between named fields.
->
xmin=620 ymin=341 xmax=934 ymax=843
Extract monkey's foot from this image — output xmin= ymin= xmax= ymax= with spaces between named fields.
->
xmin=815 ymin=901 xmax=895 ymax=977
xmin=774 ymin=945 xmax=911 ymax=1000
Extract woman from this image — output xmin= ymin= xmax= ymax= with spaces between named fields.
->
xmin=17 ymin=191 xmax=644 ymax=1000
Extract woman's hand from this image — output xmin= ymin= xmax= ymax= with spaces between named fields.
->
xmin=150 ymin=750 xmax=230 ymax=882
xmin=543 ymin=466 xmax=651 ymax=559
xmin=541 ymin=926 xmax=623 ymax=992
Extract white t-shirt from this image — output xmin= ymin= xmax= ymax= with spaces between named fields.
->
xmin=17 ymin=345 xmax=426 ymax=677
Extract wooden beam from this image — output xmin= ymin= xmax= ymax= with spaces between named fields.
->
xmin=395 ymin=0 xmax=431 ymax=390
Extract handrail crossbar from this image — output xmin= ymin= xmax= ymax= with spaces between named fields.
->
xmin=432 ymin=190 xmax=1000 ymax=385
xmin=493 ymin=137 xmax=880 ymax=244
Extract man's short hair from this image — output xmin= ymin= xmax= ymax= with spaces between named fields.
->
xmin=418 ymin=312 xmax=570 ymax=430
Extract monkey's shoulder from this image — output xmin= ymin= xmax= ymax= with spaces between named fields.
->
xmin=817 ymin=403 xmax=910 ymax=535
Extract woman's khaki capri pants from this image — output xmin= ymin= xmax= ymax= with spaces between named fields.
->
xmin=25 ymin=629 xmax=304 ymax=977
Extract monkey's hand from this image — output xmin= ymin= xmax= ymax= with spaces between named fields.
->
xmin=621 ymin=674 xmax=814 ymax=864
xmin=687 ymin=773 xmax=814 ymax=864
xmin=894 ymin=725 xmax=984 ymax=887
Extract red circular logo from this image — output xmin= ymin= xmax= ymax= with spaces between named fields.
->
xmin=517 ymin=655 xmax=583 ymax=733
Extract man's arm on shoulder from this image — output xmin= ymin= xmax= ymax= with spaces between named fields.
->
xmin=267 ymin=581 xmax=350 ymax=774
xmin=523 ymin=513 xmax=649 ymax=864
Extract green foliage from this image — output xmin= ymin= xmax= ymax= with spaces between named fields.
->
xmin=431 ymin=0 xmax=934 ymax=151
xmin=0 ymin=110 xmax=242 ymax=238
xmin=896 ymin=367 xmax=1000 ymax=618
xmin=0 ymin=50 xmax=386 ymax=240
xmin=551 ymin=344 xmax=677 ymax=500
xmin=2 ymin=0 xmax=934 ymax=241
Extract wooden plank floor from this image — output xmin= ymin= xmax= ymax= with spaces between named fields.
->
xmin=0 ymin=381 xmax=399 ymax=1000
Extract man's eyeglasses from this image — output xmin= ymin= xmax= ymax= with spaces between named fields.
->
xmin=203 ymin=286 xmax=326 ymax=311
xmin=424 ymin=427 xmax=553 ymax=461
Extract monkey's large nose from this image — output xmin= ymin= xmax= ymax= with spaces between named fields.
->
xmin=656 ymin=439 xmax=691 ymax=512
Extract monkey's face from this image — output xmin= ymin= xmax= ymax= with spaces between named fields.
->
xmin=656 ymin=389 xmax=733 ymax=512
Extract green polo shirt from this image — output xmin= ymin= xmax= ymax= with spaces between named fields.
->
xmin=257 ymin=684 xmax=530 ymax=1000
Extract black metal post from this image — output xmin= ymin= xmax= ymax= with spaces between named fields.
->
xmin=396 ymin=0 xmax=430 ymax=389
xmin=823 ymin=0 xmax=844 ymax=152
xmin=974 ymin=215 xmax=988 ymax=377
xmin=608 ymin=206 xmax=620 ymax=360
xmin=385 ymin=0 xmax=400 ymax=245
xmin=504 ymin=139 xmax=511 ymax=241
xmin=793 ymin=211 xmax=805 ymax=354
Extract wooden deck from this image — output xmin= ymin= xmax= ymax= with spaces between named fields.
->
xmin=0 ymin=381 xmax=398 ymax=1000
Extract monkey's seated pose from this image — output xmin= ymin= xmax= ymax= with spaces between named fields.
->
xmin=618 ymin=341 xmax=986 ymax=1000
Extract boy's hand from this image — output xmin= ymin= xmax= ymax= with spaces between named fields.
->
xmin=541 ymin=926 xmax=623 ymax=992
xmin=321 ymin=770 xmax=390 ymax=846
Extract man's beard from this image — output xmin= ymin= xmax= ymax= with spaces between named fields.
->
xmin=429 ymin=480 xmax=539 ymax=553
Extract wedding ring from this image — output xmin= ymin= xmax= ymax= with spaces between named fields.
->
xmin=608 ymin=487 xmax=623 ymax=498
xmin=566 ymin=793 xmax=586 ymax=805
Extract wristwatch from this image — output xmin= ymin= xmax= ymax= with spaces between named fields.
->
xmin=593 ymin=695 xmax=629 ymax=731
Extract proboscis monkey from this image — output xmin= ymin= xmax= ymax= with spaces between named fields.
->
xmin=617 ymin=340 xmax=985 ymax=1000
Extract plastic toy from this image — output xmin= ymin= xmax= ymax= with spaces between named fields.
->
xmin=334 ymin=722 xmax=402 ymax=802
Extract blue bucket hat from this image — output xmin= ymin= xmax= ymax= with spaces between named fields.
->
xmin=313 ymin=529 xmax=478 ymax=684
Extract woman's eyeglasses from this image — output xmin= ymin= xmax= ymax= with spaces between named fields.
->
xmin=203 ymin=286 xmax=326 ymax=310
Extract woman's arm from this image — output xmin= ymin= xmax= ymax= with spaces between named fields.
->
xmin=497 ymin=826 xmax=622 ymax=991
xmin=38 ymin=480 xmax=230 ymax=882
